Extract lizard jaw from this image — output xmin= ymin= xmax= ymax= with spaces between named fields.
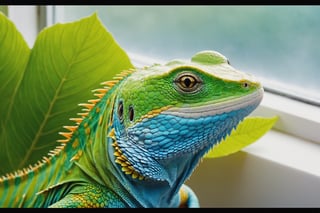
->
xmin=110 ymin=127 xmax=172 ymax=184
xmin=108 ymin=128 xmax=145 ymax=180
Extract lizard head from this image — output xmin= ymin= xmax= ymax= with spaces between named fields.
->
xmin=110 ymin=50 xmax=263 ymax=186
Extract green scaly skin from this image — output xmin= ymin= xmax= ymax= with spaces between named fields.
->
xmin=0 ymin=50 xmax=263 ymax=208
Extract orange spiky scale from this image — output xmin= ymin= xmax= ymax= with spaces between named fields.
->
xmin=91 ymin=88 xmax=108 ymax=94
xmin=42 ymin=156 xmax=50 ymax=164
xmin=58 ymin=132 xmax=73 ymax=140
xmin=113 ymin=76 xmax=124 ymax=80
xmin=63 ymin=126 xmax=78 ymax=132
xmin=77 ymin=112 xmax=89 ymax=117
xmin=56 ymin=144 xmax=66 ymax=149
xmin=93 ymin=93 xmax=104 ymax=99
xmin=113 ymin=152 xmax=120 ymax=157
xmin=78 ymin=103 xmax=95 ymax=110
xmin=120 ymin=162 xmax=129 ymax=167
xmin=132 ymin=172 xmax=138 ymax=179
xmin=100 ymin=80 xmax=119 ymax=87
xmin=108 ymin=128 xmax=116 ymax=140
xmin=69 ymin=117 xmax=83 ymax=124
xmin=56 ymin=139 xmax=69 ymax=143
xmin=115 ymin=159 xmax=122 ymax=165
xmin=8 ymin=173 xmax=14 ymax=180
xmin=121 ymin=167 xmax=130 ymax=172
xmin=48 ymin=152 xmax=54 ymax=157
xmin=125 ymin=171 xmax=132 ymax=175
xmin=88 ymin=99 xmax=100 ymax=104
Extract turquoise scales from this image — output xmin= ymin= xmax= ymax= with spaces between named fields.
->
xmin=0 ymin=51 xmax=263 ymax=207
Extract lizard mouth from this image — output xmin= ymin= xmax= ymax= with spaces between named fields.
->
xmin=112 ymin=140 xmax=145 ymax=180
xmin=162 ymin=87 xmax=264 ymax=118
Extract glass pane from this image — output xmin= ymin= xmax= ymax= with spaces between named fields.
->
xmin=53 ymin=6 xmax=320 ymax=105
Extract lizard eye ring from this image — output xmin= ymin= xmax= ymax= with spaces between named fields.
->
xmin=174 ymin=72 xmax=203 ymax=93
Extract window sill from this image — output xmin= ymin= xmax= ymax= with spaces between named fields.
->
xmin=244 ymin=128 xmax=320 ymax=179
xmin=251 ymin=90 xmax=320 ymax=144
xmin=186 ymin=129 xmax=320 ymax=207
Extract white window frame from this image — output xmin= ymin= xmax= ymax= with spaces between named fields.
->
xmin=7 ymin=6 xmax=39 ymax=48
xmin=6 ymin=5 xmax=320 ymax=207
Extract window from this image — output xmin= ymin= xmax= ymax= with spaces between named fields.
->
xmin=7 ymin=6 xmax=39 ymax=47
xmin=47 ymin=5 xmax=320 ymax=143
xmin=50 ymin=6 xmax=320 ymax=105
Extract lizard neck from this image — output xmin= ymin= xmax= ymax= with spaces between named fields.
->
xmin=79 ymin=95 xmax=183 ymax=207
xmin=106 ymin=136 xmax=185 ymax=207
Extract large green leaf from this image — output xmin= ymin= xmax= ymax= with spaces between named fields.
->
xmin=0 ymin=13 xmax=133 ymax=174
xmin=0 ymin=12 xmax=31 ymax=173
xmin=205 ymin=116 xmax=278 ymax=158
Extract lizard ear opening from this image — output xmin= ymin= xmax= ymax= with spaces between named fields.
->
xmin=118 ymin=100 xmax=124 ymax=122
xmin=129 ymin=105 xmax=134 ymax=122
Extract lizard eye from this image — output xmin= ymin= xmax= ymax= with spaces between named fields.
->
xmin=174 ymin=72 xmax=203 ymax=93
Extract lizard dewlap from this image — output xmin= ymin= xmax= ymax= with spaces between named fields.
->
xmin=0 ymin=50 xmax=263 ymax=208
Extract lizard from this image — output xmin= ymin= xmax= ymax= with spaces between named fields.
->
xmin=0 ymin=50 xmax=263 ymax=208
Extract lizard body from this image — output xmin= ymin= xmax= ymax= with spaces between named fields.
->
xmin=0 ymin=50 xmax=263 ymax=207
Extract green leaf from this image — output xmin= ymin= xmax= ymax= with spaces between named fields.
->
xmin=0 ymin=12 xmax=31 ymax=172
xmin=0 ymin=12 xmax=30 ymax=124
xmin=204 ymin=116 xmax=278 ymax=158
xmin=0 ymin=13 xmax=133 ymax=174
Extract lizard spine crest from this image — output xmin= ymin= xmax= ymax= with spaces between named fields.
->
xmin=0 ymin=68 xmax=136 ymax=184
